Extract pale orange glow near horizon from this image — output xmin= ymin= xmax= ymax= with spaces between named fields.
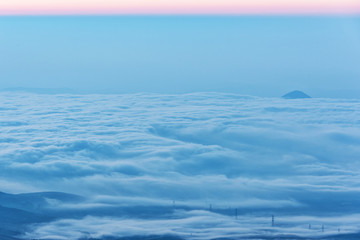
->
xmin=0 ymin=0 xmax=360 ymax=15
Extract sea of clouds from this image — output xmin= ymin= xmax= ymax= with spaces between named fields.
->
xmin=1 ymin=92 xmax=360 ymax=239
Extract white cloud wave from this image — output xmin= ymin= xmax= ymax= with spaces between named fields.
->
xmin=25 ymin=211 xmax=360 ymax=240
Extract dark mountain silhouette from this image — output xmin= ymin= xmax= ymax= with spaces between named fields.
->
xmin=0 ymin=191 xmax=85 ymax=239
xmin=0 ymin=191 xmax=84 ymax=212
xmin=282 ymin=90 xmax=311 ymax=99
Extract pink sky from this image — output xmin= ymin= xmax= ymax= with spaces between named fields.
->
xmin=0 ymin=0 xmax=360 ymax=15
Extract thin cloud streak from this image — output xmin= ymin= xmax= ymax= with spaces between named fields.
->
xmin=0 ymin=0 xmax=360 ymax=15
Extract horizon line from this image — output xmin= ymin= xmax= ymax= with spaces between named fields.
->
xmin=1 ymin=13 xmax=360 ymax=17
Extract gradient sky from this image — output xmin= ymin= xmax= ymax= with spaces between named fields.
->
xmin=1 ymin=16 xmax=360 ymax=97
xmin=1 ymin=0 xmax=360 ymax=15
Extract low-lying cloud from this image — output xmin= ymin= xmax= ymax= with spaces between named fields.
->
xmin=0 ymin=92 xmax=360 ymax=239
xmin=25 ymin=211 xmax=360 ymax=240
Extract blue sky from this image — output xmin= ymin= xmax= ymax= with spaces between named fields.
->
xmin=0 ymin=16 xmax=360 ymax=97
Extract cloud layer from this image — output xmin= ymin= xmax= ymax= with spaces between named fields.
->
xmin=1 ymin=92 xmax=360 ymax=239
xmin=25 ymin=211 xmax=360 ymax=240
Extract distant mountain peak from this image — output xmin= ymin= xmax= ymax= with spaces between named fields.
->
xmin=282 ymin=90 xmax=311 ymax=99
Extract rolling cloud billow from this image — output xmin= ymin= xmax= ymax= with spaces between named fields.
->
xmin=0 ymin=92 xmax=360 ymax=239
